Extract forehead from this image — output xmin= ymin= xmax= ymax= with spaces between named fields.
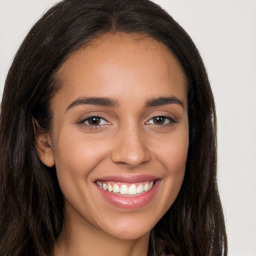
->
xmin=54 ymin=32 xmax=187 ymax=107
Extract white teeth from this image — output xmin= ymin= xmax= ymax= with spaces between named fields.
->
xmin=96 ymin=181 xmax=103 ymax=189
xmin=120 ymin=185 xmax=128 ymax=194
xmin=129 ymin=184 xmax=137 ymax=195
xmin=149 ymin=181 xmax=153 ymax=190
xmin=113 ymin=184 xmax=120 ymax=193
xmin=97 ymin=181 xmax=155 ymax=195
xmin=108 ymin=184 xmax=113 ymax=192
xmin=136 ymin=184 xmax=143 ymax=194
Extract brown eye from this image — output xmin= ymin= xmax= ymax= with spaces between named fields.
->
xmin=152 ymin=116 xmax=166 ymax=125
xmin=146 ymin=116 xmax=177 ymax=126
xmin=87 ymin=117 xmax=101 ymax=125
xmin=83 ymin=116 xmax=108 ymax=126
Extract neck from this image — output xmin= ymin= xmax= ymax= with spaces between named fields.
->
xmin=54 ymin=208 xmax=150 ymax=256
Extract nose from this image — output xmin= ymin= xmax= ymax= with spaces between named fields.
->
xmin=111 ymin=126 xmax=151 ymax=168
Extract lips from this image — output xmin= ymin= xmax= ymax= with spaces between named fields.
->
xmin=95 ymin=175 xmax=160 ymax=209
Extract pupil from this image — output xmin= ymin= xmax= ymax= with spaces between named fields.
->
xmin=89 ymin=117 xmax=100 ymax=125
xmin=154 ymin=116 xmax=165 ymax=124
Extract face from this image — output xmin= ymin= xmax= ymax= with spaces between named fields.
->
xmin=37 ymin=33 xmax=189 ymax=241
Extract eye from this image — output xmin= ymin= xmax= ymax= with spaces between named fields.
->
xmin=146 ymin=116 xmax=176 ymax=126
xmin=82 ymin=116 xmax=109 ymax=126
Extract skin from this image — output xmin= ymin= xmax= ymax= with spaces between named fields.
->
xmin=36 ymin=32 xmax=189 ymax=256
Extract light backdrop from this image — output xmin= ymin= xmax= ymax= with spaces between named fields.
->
xmin=0 ymin=1 xmax=255 ymax=255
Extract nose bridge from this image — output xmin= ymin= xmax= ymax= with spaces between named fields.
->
xmin=111 ymin=121 xmax=151 ymax=167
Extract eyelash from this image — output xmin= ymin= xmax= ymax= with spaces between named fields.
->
xmin=146 ymin=116 xmax=177 ymax=126
xmin=78 ymin=115 xmax=177 ymax=129
xmin=79 ymin=116 xmax=109 ymax=128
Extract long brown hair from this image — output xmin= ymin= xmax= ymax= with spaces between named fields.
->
xmin=0 ymin=0 xmax=227 ymax=255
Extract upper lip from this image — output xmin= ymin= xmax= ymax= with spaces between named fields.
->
xmin=95 ymin=175 xmax=160 ymax=183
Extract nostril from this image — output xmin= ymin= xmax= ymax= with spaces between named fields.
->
xmin=110 ymin=128 xmax=151 ymax=167
xmin=111 ymin=143 xmax=151 ymax=167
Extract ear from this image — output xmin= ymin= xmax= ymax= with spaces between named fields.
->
xmin=33 ymin=118 xmax=55 ymax=167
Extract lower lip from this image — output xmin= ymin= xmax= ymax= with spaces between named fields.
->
xmin=95 ymin=181 xmax=160 ymax=210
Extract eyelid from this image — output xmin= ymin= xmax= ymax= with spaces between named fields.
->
xmin=78 ymin=115 xmax=110 ymax=126
xmin=146 ymin=113 xmax=178 ymax=122
xmin=145 ymin=115 xmax=178 ymax=126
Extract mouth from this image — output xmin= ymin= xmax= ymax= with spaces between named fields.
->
xmin=94 ymin=175 xmax=160 ymax=209
xmin=96 ymin=180 xmax=155 ymax=196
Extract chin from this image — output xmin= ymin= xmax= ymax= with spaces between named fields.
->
xmin=98 ymin=214 xmax=158 ymax=241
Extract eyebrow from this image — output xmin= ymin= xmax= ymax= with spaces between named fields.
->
xmin=66 ymin=96 xmax=184 ymax=111
xmin=145 ymin=97 xmax=184 ymax=108
xmin=66 ymin=97 xmax=120 ymax=111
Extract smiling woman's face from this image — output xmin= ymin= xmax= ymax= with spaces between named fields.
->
xmin=36 ymin=32 xmax=189 ymax=241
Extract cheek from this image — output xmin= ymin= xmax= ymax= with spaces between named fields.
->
xmin=145 ymin=128 xmax=189 ymax=218
xmin=166 ymin=141 xmax=188 ymax=173
xmin=156 ymin=129 xmax=189 ymax=175
xmin=156 ymin=128 xmax=188 ymax=197
xmin=52 ymin=131 xmax=110 ymax=191
xmin=52 ymin=132 xmax=112 ymax=221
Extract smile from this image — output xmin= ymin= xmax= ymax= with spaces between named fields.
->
xmin=95 ymin=175 xmax=160 ymax=209
xmin=96 ymin=181 xmax=154 ymax=196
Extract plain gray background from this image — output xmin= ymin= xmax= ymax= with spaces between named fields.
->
xmin=0 ymin=0 xmax=255 ymax=255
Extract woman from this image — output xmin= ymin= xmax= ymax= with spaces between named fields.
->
xmin=0 ymin=0 xmax=227 ymax=255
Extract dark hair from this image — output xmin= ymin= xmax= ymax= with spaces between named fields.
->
xmin=0 ymin=0 xmax=227 ymax=255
